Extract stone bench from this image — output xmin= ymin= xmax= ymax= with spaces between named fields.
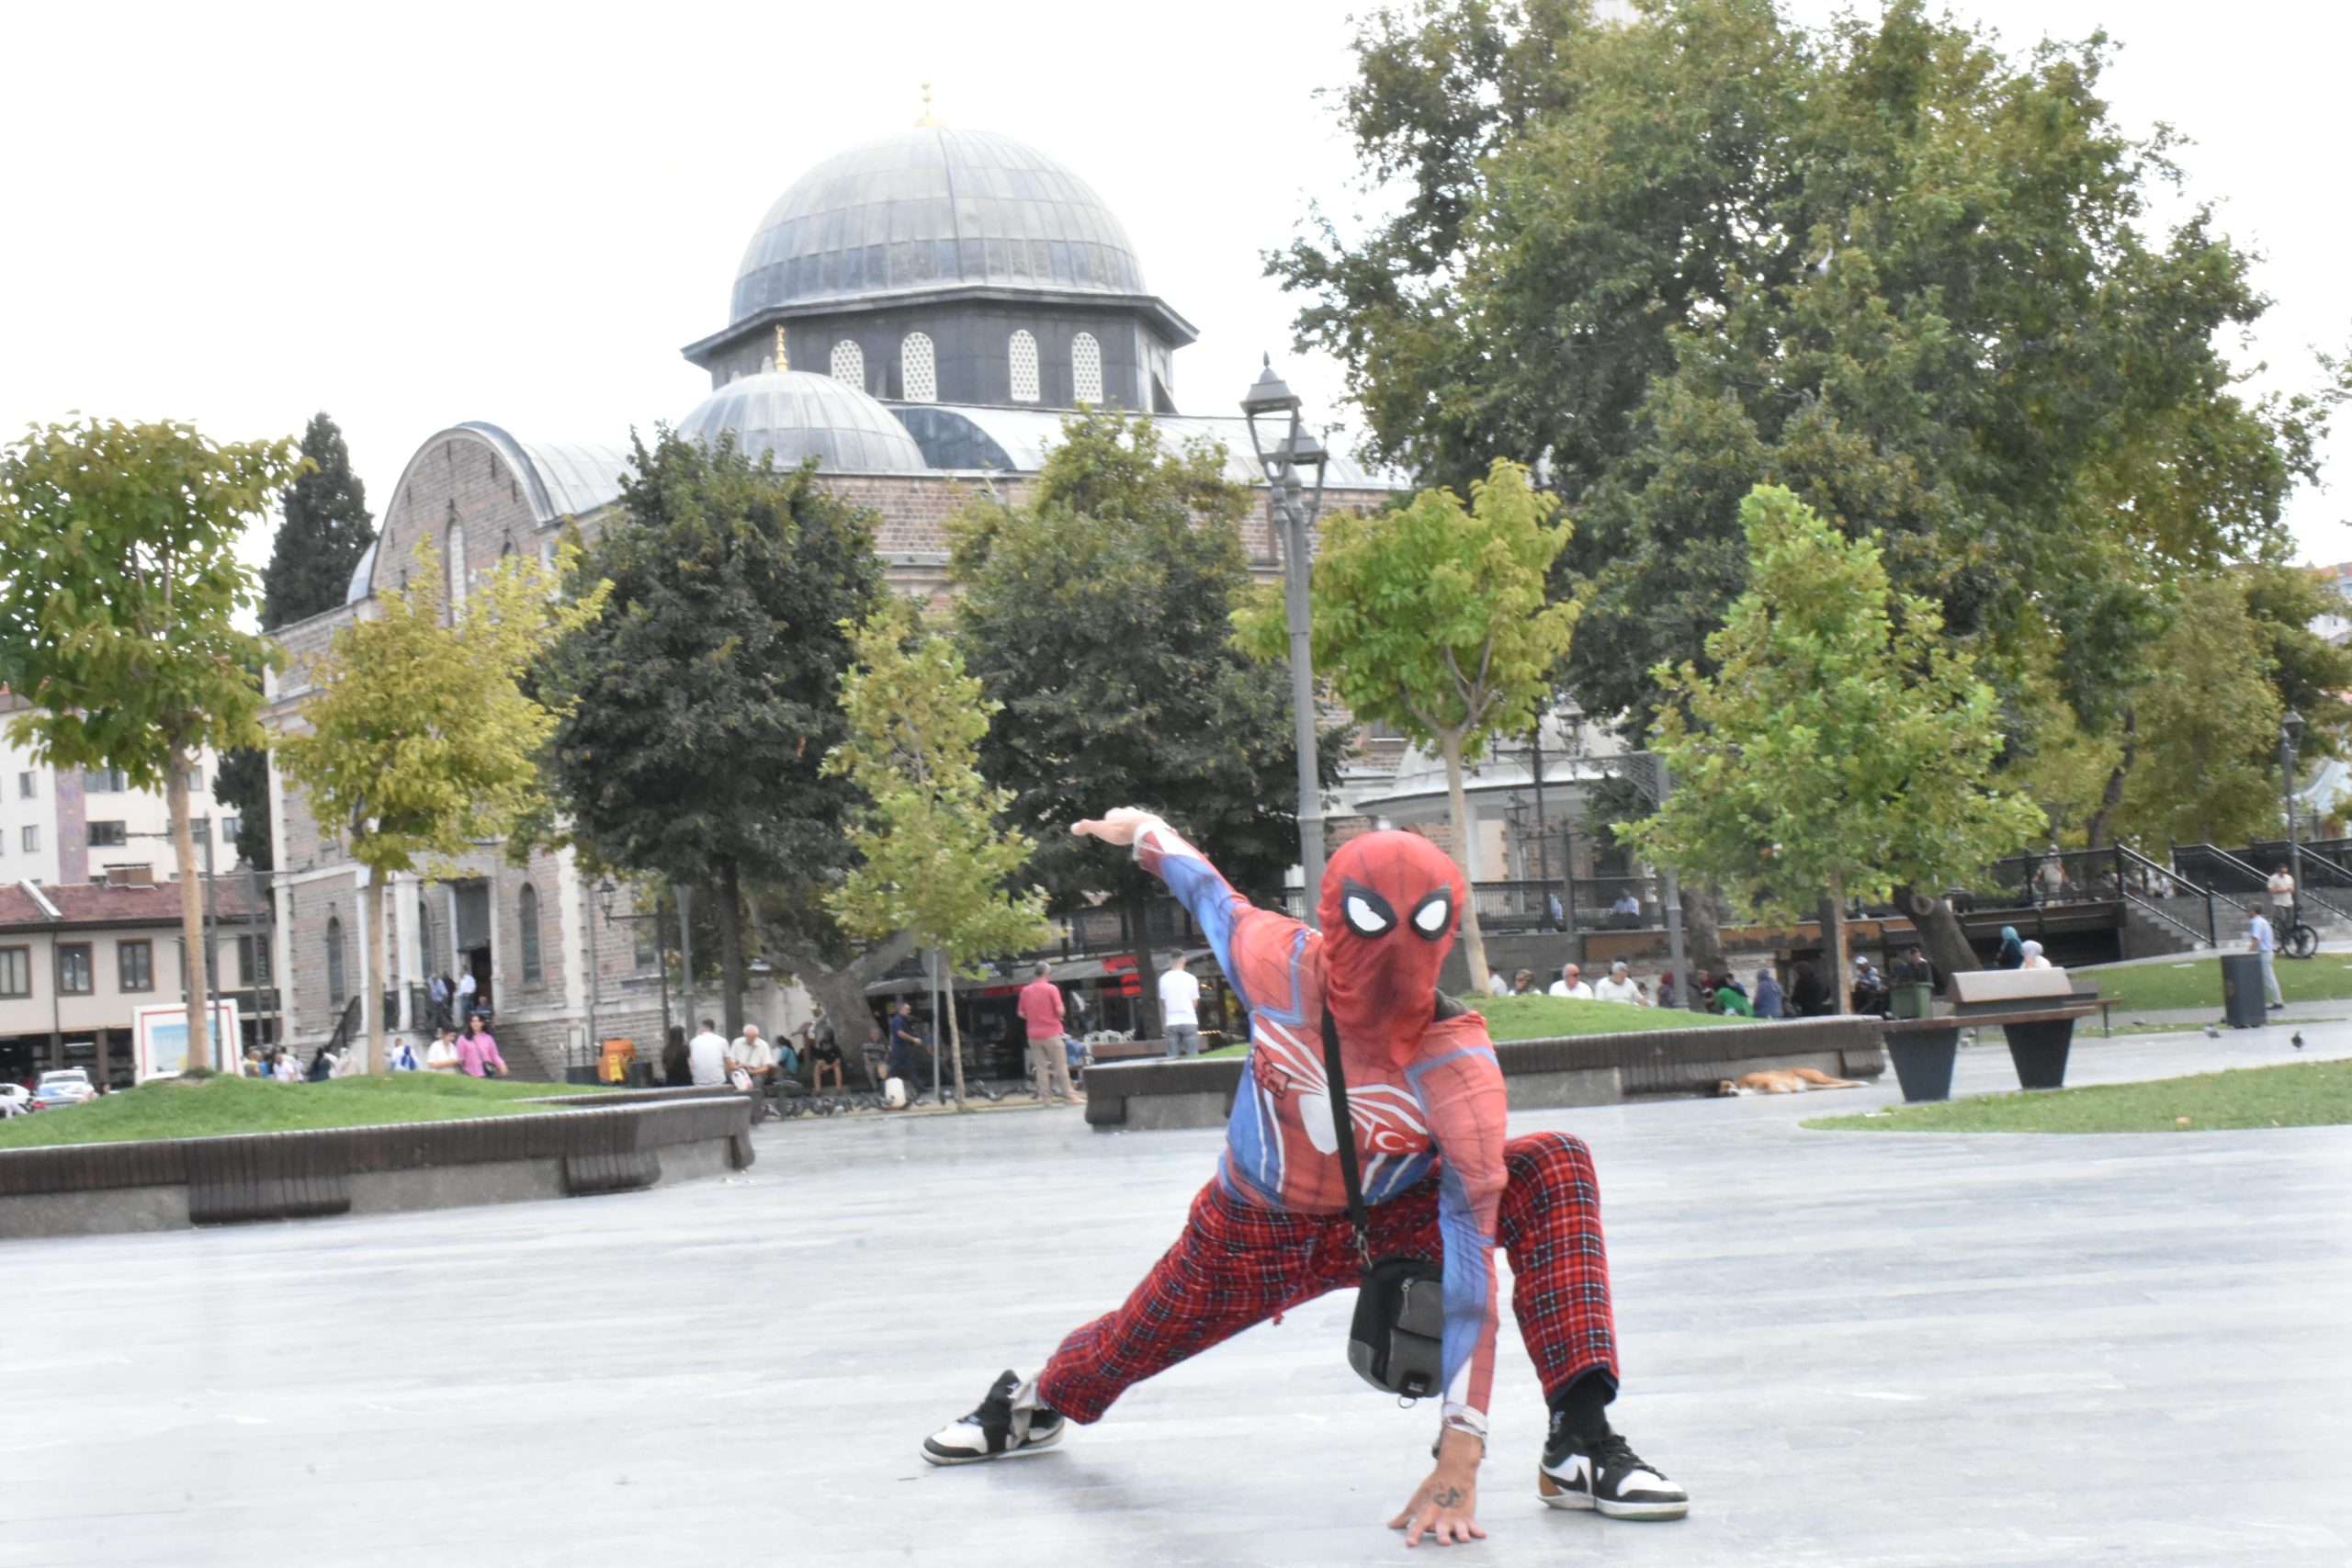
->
xmin=1082 ymin=1017 xmax=1888 ymax=1132
xmin=1883 ymin=968 xmax=2101 ymax=1100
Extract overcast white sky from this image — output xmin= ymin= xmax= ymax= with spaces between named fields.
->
xmin=2 ymin=0 xmax=2344 ymax=570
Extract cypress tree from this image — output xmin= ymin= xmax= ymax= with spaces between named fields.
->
xmin=261 ymin=412 xmax=375 ymax=630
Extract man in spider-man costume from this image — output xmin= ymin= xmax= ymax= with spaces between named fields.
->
xmin=922 ymin=809 xmax=1687 ymax=1545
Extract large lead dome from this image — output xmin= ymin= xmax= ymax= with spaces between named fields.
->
xmin=729 ymin=127 xmax=1147 ymax=323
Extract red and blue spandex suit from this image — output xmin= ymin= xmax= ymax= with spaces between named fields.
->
xmin=1035 ymin=818 xmax=1620 ymax=1440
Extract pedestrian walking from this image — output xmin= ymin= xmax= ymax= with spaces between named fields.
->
xmin=1995 ymin=925 xmax=2025 ymax=970
xmin=1159 ymin=953 xmax=1203 ymax=1059
xmin=428 ymin=972 xmax=452 ymax=1030
xmin=1017 ymin=962 xmax=1081 ymax=1104
xmin=2245 ymin=903 xmax=2285 ymax=1010
xmin=458 ymin=1015 xmax=506 ymax=1078
xmin=455 ymin=967 xmax=478 ymax=1019
xmin=425 ymin=1027 xmax=461 ymax=1073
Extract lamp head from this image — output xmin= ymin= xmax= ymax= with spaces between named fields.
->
xmin=596 ymin=879 xmax=618 ymax=920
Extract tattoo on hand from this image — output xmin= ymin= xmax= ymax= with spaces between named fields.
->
xmin=1430 ymin=1486 xmax=1464 ymax=1508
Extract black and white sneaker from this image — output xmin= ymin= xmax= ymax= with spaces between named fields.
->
xmin=921 ymin=1371 xmax=1067 ymax=1465
xmin=1537 ymin=1429 xmax=1689 ymax=1519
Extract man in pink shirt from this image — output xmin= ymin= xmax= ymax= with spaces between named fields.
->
xmin=456 ymin=1015 xmax=507 ymax=1078
xmin=1016 ymin=963 xmax=1080 ymax=1105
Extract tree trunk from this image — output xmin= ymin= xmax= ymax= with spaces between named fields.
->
xmin=1678 ymin=881 xmax=1730 ymax=983
xmin=944 ymin=953 xmax=967 ymax=1110
xmin=1126 ymin=891 xmax=1159 ymax=1046
xmin=365 ymin=867 xmax=388 ymax=1073
xmin=164 ymin=750 xmax=213 ymax=1075
xmin=1824 ymin=881 xmax=1851 ymax=1015
xmin=1896 ymin=883 xmax=1979 ymax=977
xmin=674 ymin=883 xmax=697 ymax=1035
xmin=2083 ymin=707 xmax=2137 ymax=851
xmin=718 ymin=861 xmax=745 ymax=1041
xmin=770 ymin=931 xmax=918 ymax=1090
xmin=1440 ymin=733 xmax=1492 ymax=993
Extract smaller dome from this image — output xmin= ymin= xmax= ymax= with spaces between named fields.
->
xmin=677 ymin=370 xmax=930 ymax=474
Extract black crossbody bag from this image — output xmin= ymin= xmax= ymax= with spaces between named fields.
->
xmin=1320 ymin=1006 xmax=1448 ymax=1400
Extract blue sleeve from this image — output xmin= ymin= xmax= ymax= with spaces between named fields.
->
xmin=1134 ymin=819 xmax=1256 ymax=1009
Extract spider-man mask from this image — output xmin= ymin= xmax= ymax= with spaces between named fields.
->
xmin=1317 ymin=830 xmax=1466 ymax=1063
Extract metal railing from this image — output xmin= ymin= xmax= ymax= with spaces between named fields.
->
xmin=2179 ymin=842 xmax=2352 ymax=926
xmin=2236 ymin=840 xmax=2352 ymax=924
xmin=2118 ymin=844 xmax=2219 ymax=948
xmin=323 ymin=996 xmax=362 ymax=1060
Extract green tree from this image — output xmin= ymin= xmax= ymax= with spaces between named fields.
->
xmin=1277 ymin=0 xmax=2320 ymax=766
xmin=2117 ymin=575 xmax=2284 ymax=850
xmin=951 ymin=408 xmax=1331 ymax=1037
xmin=0 ymin=416 xmax=302 ymax=1077
xmin=826 ymin=599 xmax=1051 ymax=1106
xmin=277 ymin=538 xmax=603 ymax=1071
xmin=2243 ymin=560 xmax=2352 ymax=760
xmin=536 ymin=429 xmax=888 ymax=1039
xmin=1238 ymin=458 xmax=1575 ymax=988
xmin=262 ymin=412 xmax=377 ymax=631
xmin=1623 ymin=486 xmax=2044 ymax=1006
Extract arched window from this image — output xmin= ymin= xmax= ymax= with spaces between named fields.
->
xmin=1072 ymin=332 xmax=1102 ymax=404
xmin=519 ymin=883 xmax=543 ymax=985
xmin=1009 ymin=330 xmax=1040 ymax=402
xmin=901 ymin=333 xmax=936 ymax=402
xmin=446 ymin=520 xmax=467 ymax=616
xmin=326 ymin=915 xmax=346 ymax=1011
xmin=831 ymin=339 xmax=865 ymax=389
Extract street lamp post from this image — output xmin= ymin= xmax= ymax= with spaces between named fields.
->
xmin=2281 ymin=709 xmax=2306 ymax=926
xmin=1241 ymin=355 xmax=1330 ymax=920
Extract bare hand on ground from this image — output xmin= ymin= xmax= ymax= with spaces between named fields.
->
xmin=1389 ymin=1455 xmax=1484 ymax=1548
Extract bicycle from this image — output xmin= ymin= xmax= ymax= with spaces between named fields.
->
xmin=2280 ymin=901 xmax=2321 ymax=960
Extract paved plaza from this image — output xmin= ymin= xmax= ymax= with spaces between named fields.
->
xmin=6 ymin=1025 xmax=2348 ymax=1567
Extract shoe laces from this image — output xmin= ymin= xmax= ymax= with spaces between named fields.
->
xmin=1587 ymin=1433 xmax=1659 ymax=1476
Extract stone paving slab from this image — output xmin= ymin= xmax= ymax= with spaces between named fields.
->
xmin=3 ymin=1028 xmax=2346 ymax=1565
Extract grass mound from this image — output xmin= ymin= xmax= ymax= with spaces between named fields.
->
xmin=0 ymin=1072 xmax=608 ymax=1152
xmin=2086 ymin=955 xmax=2352 ymax=1013
xmin=1201 ymin=994 xmax=1741 ymax=1056
xmin=1804 ymin=1057 xmax=2352 ymax=1134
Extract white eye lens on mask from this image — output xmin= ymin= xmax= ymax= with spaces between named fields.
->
xmin=1410 ymin=894 xmax=1452 ymax=938
xmin=1343 ymin=892 xmax=1394 ymax=937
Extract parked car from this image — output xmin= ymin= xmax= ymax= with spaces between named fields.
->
xmin=0 ymin=1082 xmax=30 ymax=1117
xmin=30 ymin=1070 xmax=96 ymax=1111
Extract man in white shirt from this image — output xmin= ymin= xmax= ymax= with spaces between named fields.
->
xmin=2268 ymin=864 xmax=2297 ymax=926
xmin=1547 ymin=963 xmax=1593 ymax=1000
xmin=1159 ymin=954 xmax=1204 ymax=1058
xmin=729 ymin=1023 xmax=779 ymax=1120
xmin=455 ymin=968 xmax=478 ymax=1014
xmin=1592 ymin=961 xmax=1646 ymax=1005
xmin=687 ymin=1018 xmax=730 ymax=1087
xmin=2245 ymin=903 xmax=2285 ymax=1010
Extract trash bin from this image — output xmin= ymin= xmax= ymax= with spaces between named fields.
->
xmin=1890 ymin=983 xmax=1934 ymax=1020
xmin=2220 ymin=953 xmax=2267 ymax=1029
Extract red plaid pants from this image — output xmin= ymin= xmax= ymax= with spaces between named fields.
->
xmin=1037 ymin=1131 xmax=1616 ymax=1424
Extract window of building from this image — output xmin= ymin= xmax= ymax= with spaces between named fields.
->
xmin=1009 ymin=330 xmax=1040 ymax=402
xmin=118 ymin=939 xmax=153 ymax=993
xmin=632 ymin=916 xmax=659 ymax=972
xmin=85 ymin=766 xmax=128 ymax=794
xmin=185 ymin=767 xmax=204 ymax=793
xmin=901 ymin=333 xmax=937 ymax=402
xmin=326 ymin=916 xmax=346 ymax=1010
xmin=519 ymin=883 xmax=543 ymax=984
xmin=239 ymin=932 xmax=273 ymax=987
xmin=87 ymin=820 xmax=127 ymax=848
xmin=831 ymin=339 xmax=865 ymax=389
xmin=17 ymin=771 xmax=34 ymax=799
xmin=220 ymin=816 xmax=240 ymax=845
xmin=0 ymin=946 xmax=29 ymax=998
xmin=1072 ymin=332 xmax=1103 ymax=404
xmin=20 ymin=825 xmax=37 ymax=853
xmin=57 ymin=942 xmax=92 ymax=996
xmin=447 ymin=521 xmax=468 ymax=616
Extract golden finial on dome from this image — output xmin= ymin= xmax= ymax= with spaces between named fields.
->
xmin=914 ymin=82 xmax=942 ymax=128
xmin=774 ymin=323 xmax=788 ymax=373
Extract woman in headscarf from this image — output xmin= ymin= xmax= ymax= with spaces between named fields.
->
xmin=1753 ymin=967 xmax=1786 ymax=1019
xmin=2019 ymin=939 xmax=2052 ymax=970
xmin=1995 ymin=926 xmax=2026 ymax=970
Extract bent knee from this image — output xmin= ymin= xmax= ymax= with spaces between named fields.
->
xmin=1506 ymin=1130 xmax=1596 ymax=1180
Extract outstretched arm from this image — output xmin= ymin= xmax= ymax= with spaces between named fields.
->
xmin=1073 ymin=810 xmax=1270 ymax=1011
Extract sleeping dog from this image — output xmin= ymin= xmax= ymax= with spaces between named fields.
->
xmin=1714 ymin=1067 xmax=1864 ymax=1096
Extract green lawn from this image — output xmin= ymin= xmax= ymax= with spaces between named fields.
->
xmin=0 ymin=1072 xmax=609 ymax=1151
xmin=2086 ymin=955 xmax=2352 ymax=1012
xmin=1804 ymin=1057 xmax=2352 ymax=1134
xmin=1201 ymin=994 xmax=1739 ymax=1056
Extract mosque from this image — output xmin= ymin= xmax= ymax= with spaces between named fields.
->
xmin=260 ymin=117 xmax=1401 ymax=1077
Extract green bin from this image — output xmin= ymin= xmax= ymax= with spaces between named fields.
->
xmin=1889 ymin=983 xmax=1934 ymax=1020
